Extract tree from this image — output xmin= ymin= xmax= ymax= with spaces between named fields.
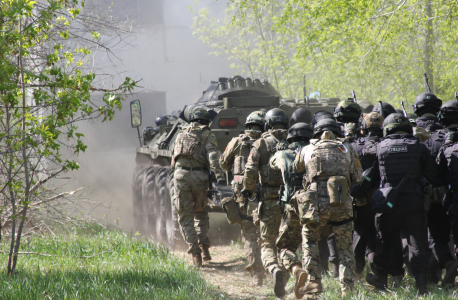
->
xmin=0 ymin=0 xmax=137 ymax=274
xmin=192 ymin=0 xmax=458 ymax=108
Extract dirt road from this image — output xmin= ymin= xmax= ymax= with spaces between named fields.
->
xmin=176 ymin=244 xmax=297 ymax=300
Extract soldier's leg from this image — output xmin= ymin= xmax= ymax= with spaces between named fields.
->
xmin=451 ymin=216 xmax=458 ymax=258
xmin=331 ymin=212 xmax=355 ymax=292
xmin=277 ymin=206 xmax=302 ymax=273
xmin=353 ymin=204 xmax=374 ymax=276
xmin=173 ymin=170 xmax=200 ymax=254
xmin=302 ymin=214 xmax=330 ymax=281
xmin=328 ymin=232 xmax=339 ymax=277
xmin=318 ymin=237 xmax=330 ymax=272
xmin=191 ymin=176 xmax=211 ymax=249
xmin=240 ymin=204 xmax=263 ymax=276
xmin=259 ymin=200 xmax=283 ymax=273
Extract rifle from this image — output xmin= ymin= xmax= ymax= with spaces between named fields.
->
xmin=303 ymin=74 xmax=309 ymax=107
xmin=455 ymin=92 xmax=458 ymax=102
xmin=351 ymin=90 xmax=357 ymax=103
xmin=401 ymin=101 xmax=408 ymax=118
xmin=424 ymin=73 xmax=432 ymax=93
xmin=378 ymin=101 xmax=384 ymax=118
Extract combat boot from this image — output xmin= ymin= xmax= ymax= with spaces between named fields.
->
xmin=293 ymin=267 xmax=308 ymax=299
xmin=391 ymin=274 xmax=403 ymax=289
xmin=415 ymin=273 xmax=428 ymax=296
xmin=428 ymin=254 xmax=439 ymax=284
xmin=366 ymin=273 xmax=387 ymax=290
xmin=442 ymin=260 xmax=458 ymax=286
xmin=192 ymin=253 xmax=202 ymax=269
xmin=299 ymin=278 xmax=323 ymax=295
xmin=355 ymin=272 xmax=362 ymax=281
xmin=332 ymin=262 xmax=339 ymax=278
xmin=272 ymin=267 xmax=286 ymax=298
xmin=200 ymin=245 xmax=212 ymax=261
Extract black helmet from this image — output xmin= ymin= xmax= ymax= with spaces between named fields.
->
xmin=313 ymin=118 xmax=342 ymax=138
xmin=372 ymin=101 xmax=396 ymax=118
xmin=382 ymin=113 xmax=412 ymax=137
xmin=189 ymin=107 xmax=211 ymax=124
xmin=155 ymin=116 xmax=168 ymax=127
xmin=413 ymin=92 xmax=442 ymax=116
xmin=287 ymin=122 xmax=313 ymax=142
xmin=290 ymin=107 xmax=312 ymax=126
xmin=311 ymin=110 xmax=334 ymax=128
xmin=437 ymin=100 xmax=458 ymax=126
xmin=333 ymin=99 xmax=362 ymax=123
xmin=265 ymin=108 xmax=289 ymax=131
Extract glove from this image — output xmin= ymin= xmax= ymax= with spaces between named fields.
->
xmin=241 ymin=189 xmax=253 ymax=199
xmin=216 ymin=178 xmax=226 ymax=185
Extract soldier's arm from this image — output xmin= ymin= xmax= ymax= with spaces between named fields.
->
xmin=243 ymin=139 xmax=264 ymax=191
xmin=205 ymin=131 xmax=225 ymax=180
xmin=292 ymin=146 xmax=306 ymax=173
xmin=269 ymin=151 xmax=282 ymax=171
xmin=348 ymin=143 xmax=363 ymax=185
xmin=219 ymin=137 xmax=240 ymax=172
xmin=420 ymin=143 xmax=438 ymax=183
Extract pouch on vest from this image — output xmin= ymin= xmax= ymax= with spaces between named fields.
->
xmin=233 ymin=156 xmax=245 ymax=175
xmin=261 ymin=186 xmax=281 ymax=200
xmin=221 ymin=197 xmax=241 ymax=225
xmin=327 ymin=176 xmax=349 ymax=206
xmin=297 ymin=190 xmax=319 ymax=224
xmin=371 ymin=187 xmax=398 ymax=213
xmin=246 ymin=198 xmax=258 ymax=217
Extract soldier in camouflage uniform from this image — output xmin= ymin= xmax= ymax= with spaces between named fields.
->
xmin=272 ymin=122 xmax=313 ymax=299
xmin=293 ymin=118 xmax=363 ymax=298
xmin=219 ymin=111 xmax=266 ymax=285
xmin=171 ymin=107 xmax=226 ymax=268
xmin=242 ymin=108 xmax=290 ymax=298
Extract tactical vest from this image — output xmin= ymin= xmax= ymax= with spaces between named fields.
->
xmin=425 ymin=129 xmax=447 ymax=159
xmin=233 ymin=134 xmax=256 ymax=175
xmin=279 ymin=142 xmax=307 ymax=203
xmin=305 ymin=139 xmax=351 ymax=183
xmin=377 ymin=135 xmax=421 ymax=191
xmin=171 ymin=124 xmax=211 ymax=168
xmin=259 ymin=131 xmax=288 ymax=187
xmin=442 ymin=142 xmax=458 ymax=191
xmin=351 ymin=136 xmax=379 ymax=171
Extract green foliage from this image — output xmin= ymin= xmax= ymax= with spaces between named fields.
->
xmin=0 ymin=224 xmax=222 ymax=299
xmin=192 ymin=0 xmax=458 ymax=109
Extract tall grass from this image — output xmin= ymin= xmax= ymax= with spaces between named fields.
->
xmin=0 ymin=224 xmax=222 ymax=300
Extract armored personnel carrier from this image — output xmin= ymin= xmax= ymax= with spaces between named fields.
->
xmin=130 ymin=75 xmax=338 ymax=247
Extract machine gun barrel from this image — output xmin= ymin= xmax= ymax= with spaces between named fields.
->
xmin=352 ymin=90 xmax=357 ymax=103
xmin=378 ymin=101 xmax=384 ymax=118
xmin=401 ymin=101 xmax=408 ymax=118
xmin=424 ymin=73 xmax=432 ymax=93
xmin=455 ymin=92 xmax=458 ymax=101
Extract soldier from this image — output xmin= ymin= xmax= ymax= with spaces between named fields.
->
xmin=413 ymin=92 xmax=443 ymax=131
xmin=334 ymin=98 xmax=363 ymax=138
xmin=171 ymin=107 xmax=226 ymax=268
xmin=242 ymin=108 xmax=289 ymax=298
xmin=426 ymin=100 xmax=458 ymax=285
xmin=372 ymin=101 xmax=396 ymax=117
xmin=272 ymin=122 xmax=313 ymax=298
xmin=365 ymin=113 xmax=438 ymax=295
xmin=219 ymin=111 xmax=266 ymax=285
xmin=290 ymin=107 xmax=312 ymax=126
xmin=293 ymin=118 xmax=363 ymax=298
xmin=350 ymin=112 xmax=383 ymax=281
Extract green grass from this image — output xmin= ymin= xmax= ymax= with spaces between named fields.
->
xmin=0 ymin=224 xmax=223 ymax=300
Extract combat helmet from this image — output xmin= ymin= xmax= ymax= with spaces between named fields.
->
xmin=437 ymin=100 xmax=458 ymax=126
xmin=382 ymin=113 xmax=413 ymax=137
xmin=287 ymin=122 xmax=313 ymax=142
xmin=413 ymin=92 xmax=442 ymax=116
xmin=245 ymin=110 xmax=266 ymax=131
xmin=189 ymin=107 xmax=211 ymax=124
xmin=372 ymin=101 xmax=396 ymax=118
xmin=290 ymin=107 xmax=312 ymax=126
xmin=361 ymin=112 xmax=384 ymax=132
xmin=155 ymin=115 xmax=168 ymax=127
xmin=311 ymin=110 xmax=334 ymax=128
xmin=313 ymin=118 xmax=342 ymax=138
xmin=264 ymin=108 xmax=289 ymax=131
xmin=334 ymin=99 xmax=362 ymax=123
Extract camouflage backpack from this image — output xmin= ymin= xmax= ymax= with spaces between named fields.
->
xmin=233 ymin=135 xmax=256 ymax=175
xmin=171 ymin=123 xmax=211 ymax=168
xmin=259 ymin=131 xmax=289 ymax=187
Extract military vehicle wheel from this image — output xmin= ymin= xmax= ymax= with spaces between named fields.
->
xmin=141 ymin=166 xmax=160 ymax=236
xmin=163 ymin=168 xmax=185 ymax=249
xmin=155 ymin=167 xmax=169 ymax=242
xmin=132 ymin=164 xmax=147 ymax=233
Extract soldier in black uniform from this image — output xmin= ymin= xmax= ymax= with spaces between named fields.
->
xmin=372 ymin=101 xmax=396 ymax=118
xmin=350 ymin=112 xmax=382 ymax=281
xmin=366 ymin=113 xmax=438 ymax=295
xmin=414 ymin=92 xmax=443 ymax=131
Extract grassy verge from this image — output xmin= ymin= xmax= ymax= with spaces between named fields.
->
xmin=0 ymin=224 xmax=222 ymax=300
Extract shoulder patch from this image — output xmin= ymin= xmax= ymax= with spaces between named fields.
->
xmin=389 ymin=146 xmax=408 ymax=153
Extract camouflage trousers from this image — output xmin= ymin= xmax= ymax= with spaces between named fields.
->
xmin=303 ymin=210 xmax=355 ymax=291
xmin=239 ymin=203 xmax=263 ymax=275
xmin=173 ymin=169 xmax=210 ymax=254
xmin=259 ymin=198 xmax=283 ymax=273
xmin=277 ymin=202 xmax=302 ymax=272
